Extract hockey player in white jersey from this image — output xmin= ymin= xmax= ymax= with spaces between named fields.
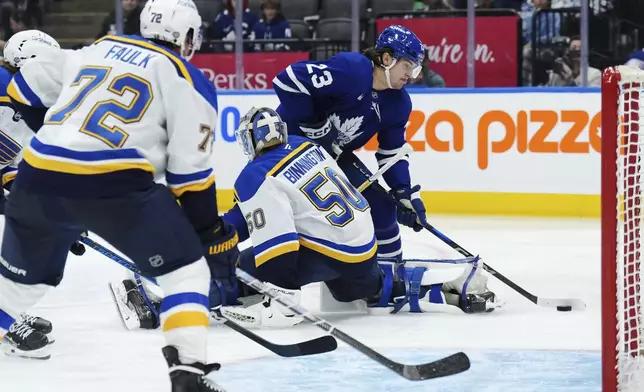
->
xmin=0 ymin=30 xmax=63 ymax=359
xmin=0 ymin=0 xmax=238 ymax=390
xmin=112 ymin=108 xmax=487 ymax=330
xmin=217 ymin=107 xmax=474 ymax=328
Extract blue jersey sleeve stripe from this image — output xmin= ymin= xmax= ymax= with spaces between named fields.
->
xmin=12 ymin=72 xmax=44 ymax=108
xmin=254 ymin=232 xmax=300 ymax=255
xmin=166 ymin=169 xmax=213 ymax=186
xmin=160 ymin=292 xmax=209 ymax=313
xmin=0 ymin=131 xmax=21 ymax=165
xmin=0 ymin=309 xmax=15 ymax=331
xmin=30 ymin=137 xmax=144 ymax=161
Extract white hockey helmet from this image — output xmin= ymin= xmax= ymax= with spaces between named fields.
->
xmin=140 ymin=0 xmax=203 ymax=61
xmin=3 ymin=30 xmax=60 ymax=68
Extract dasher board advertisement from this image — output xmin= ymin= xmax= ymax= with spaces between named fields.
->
xmin=213 ymin=88 xmax=601 ymax=218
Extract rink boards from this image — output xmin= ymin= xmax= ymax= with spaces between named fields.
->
xmin=214 ymin=88 xmax=602 ymax=218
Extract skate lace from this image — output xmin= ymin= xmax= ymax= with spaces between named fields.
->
xmin=8 ymin=321 xmax=34 ymax=339
xmin=20 ymin=313 xmax=38 ymax=326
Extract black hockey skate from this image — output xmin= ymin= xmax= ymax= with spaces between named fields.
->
xmin=21 ymin=313 xmax=53 ymax=334
xmin=162 ymin=346 xmax=226 ymax=392
xmin=109 ymin=278 xmax=160 ymax=330
xmin=2 ymin=319 xmax=50 ymax=360
xmin=457 ymin=291 xmax=499 ymax=313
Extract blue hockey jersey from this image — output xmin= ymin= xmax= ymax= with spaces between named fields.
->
xmin=626 ymin=49 xmax=644 ymax=70
xmin=272 ymin=52 xmax=412 ymax=190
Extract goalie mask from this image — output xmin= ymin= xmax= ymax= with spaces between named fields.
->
xmin=235 ymin=107 xmax=288 ymax=161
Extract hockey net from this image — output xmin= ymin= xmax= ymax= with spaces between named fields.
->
xmin=602 ymin=65 xmax=644 ymax=392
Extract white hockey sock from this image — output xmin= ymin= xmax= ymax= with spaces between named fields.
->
xmin=0 ymin=273 xmax=50 ymax=338
xmin=156 ymin=258 xmax=211 ymax=364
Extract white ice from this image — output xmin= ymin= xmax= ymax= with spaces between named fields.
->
xmin=0 ymin=216 xmax=601 ymax=392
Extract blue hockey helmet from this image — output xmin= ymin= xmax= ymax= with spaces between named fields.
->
xmin=376 ymin=25 xmax=425 ymax=87
xmin=235 ymin=107 xmax=288 ymax=161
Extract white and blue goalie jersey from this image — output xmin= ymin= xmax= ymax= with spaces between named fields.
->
xmin=234 ymin=135 xmax=377 ymax=267
xmin=7 ymin=35 xmax=220 ymax=229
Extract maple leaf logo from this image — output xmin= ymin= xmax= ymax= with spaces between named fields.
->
xmin=330 ymin=113 xmax=364 ymax=147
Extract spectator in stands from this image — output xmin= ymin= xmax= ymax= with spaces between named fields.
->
xmin=412 ymin=0 xmax=453 ymax=11
xmin=96 ymin=0 xmax=142 ymax=39
xmin=252 ymin=0 xmax=291 ymax=52
xmin=210 ymin=0 xmax=258 ymax=51
xmin=0 ymin=9 xmax=31 ymax=49
xmin=547 ymin=35 xmax=601 ymax=86
xmin=522 ymin=0 xmax=561 ymax=44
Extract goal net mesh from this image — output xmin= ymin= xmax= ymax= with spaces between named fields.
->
xmin=613 ymin=65 xmax=644 ymax=391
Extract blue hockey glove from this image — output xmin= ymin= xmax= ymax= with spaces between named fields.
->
xmin=392 ymin=185 xmax=427 ymax=232
xmin=198 ymin=220 xmax=240 ymax=281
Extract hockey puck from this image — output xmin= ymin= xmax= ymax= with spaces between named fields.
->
xmin=557 ymin=306 xmax=572 ymax=312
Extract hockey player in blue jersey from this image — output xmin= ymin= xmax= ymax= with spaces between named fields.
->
xmin=271 ymin=25 xmax=499 ymax=313
xmin=626 ymin=49 xmax=644 ymax=69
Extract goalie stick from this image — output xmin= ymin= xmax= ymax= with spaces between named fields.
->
xmin=235 ymin=268 xmax=471 ymax=381
xmin=80 ymin=235 xmax=338 ymax=358
xmin=346 ymin=157 xmax=587 ymax=312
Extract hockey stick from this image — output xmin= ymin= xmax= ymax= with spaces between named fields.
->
xmin=80 ymin=235 xmax=338 ymax=358
xmin=357 ymin=144 xmax=414 ymax=192
xmin=346 ymin=157 xmax=587 ymax=311
xmin=417 ymin=223 xmax=587 ymax=311
xmin=235 ymin=268 xmax=471 ymax=381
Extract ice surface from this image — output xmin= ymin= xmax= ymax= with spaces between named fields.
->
xmin=0 ymin=216 xmax=602 ymax=392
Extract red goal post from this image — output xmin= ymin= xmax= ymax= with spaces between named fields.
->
xmin=601 ymin=65 xmax=644 ymax=392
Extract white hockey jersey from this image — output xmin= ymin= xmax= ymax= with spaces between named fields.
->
xmin=7 ymin=35 xmax=218 ymax=199
xmin=234 ymin=135 xmax=376 ymax=267
xmin=0 ymin=66 xmax=36 ymax=187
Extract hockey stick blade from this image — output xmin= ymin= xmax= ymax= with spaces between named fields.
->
xmin=399 ymin=352 xmax=471 ymax=381
xmin=82 ymin=235 xmax=337 ymax=358
xmin=481 ymin=262 xmax=587 ymax=311
xmin=218 ymin=312 xmax=337 ymax=357
xmin=236 ymin=269 xmax=471 ymax=381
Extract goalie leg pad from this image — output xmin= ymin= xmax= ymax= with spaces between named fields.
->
xmin=220 ymin=283 xmax=304 ymax=329
xmin=366 ymin=262 xmax=395 ymax=308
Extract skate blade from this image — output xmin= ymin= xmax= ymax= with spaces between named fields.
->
xmin=1 ymin=341 xmax=51 ymax=360
xmin=108 ymin=282 xmax=141 ymax=330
